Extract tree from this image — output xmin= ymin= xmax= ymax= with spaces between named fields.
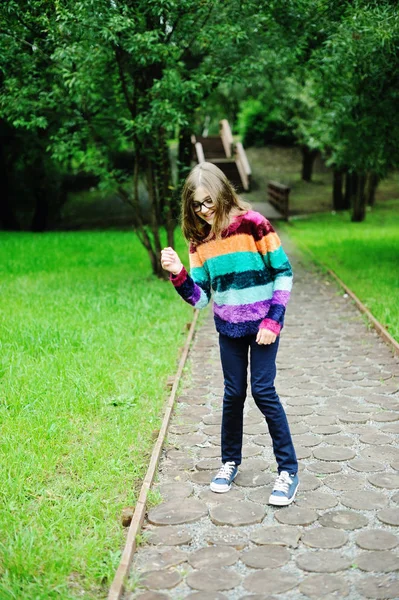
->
xmin=292 ymin=1 xmax=399 ymax=220
xmin=1 ymin=0 xmax=268 ymax=274
xmin=0 ymin=1 xmax=66 ymax=230
xmin=228 ymin=0 xmax=399 ymax=220
xmin=232 ymin=0 xmax=348 ymax=181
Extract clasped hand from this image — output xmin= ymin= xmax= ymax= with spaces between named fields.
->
xmin=161 ymin=247 xmax=183 ymax=275
xmin=256 ymin=328 xmax=277 ymax=345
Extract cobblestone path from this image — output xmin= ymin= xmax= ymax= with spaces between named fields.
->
xmin=127 ymin=239 xmax=399 ymax=600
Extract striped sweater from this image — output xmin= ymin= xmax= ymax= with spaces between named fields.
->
xmin=171 ymin=210 xmax=293 ymax=338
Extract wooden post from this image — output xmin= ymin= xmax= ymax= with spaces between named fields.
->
xmin=195 ymin=142 xmax=205 ymax=163
xmin=219 ymin=119 xmax=233 ymax=158
xmin=235 ymin=142 xmax=251 ymax=192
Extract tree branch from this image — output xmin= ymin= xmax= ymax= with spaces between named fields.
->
xmin=181 ymin=2 xmax=215 ymax=53
xmin=113 ymin=45 xmax=135 ymax=118
xmin=0 ymin=29 xmax=52 ymax=61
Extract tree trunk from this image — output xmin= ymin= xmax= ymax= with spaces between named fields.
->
xmin=146 ymin=162 xmax=168 ymax=279
xmin=351 ymin=172 xmax=367 ymax=222
xmin=178 ymin=125 xmax=194 ymax=182
xmin=0 ymin=136 xmax=20 ymax=230
xmin=332 ymin=169 xmax=344 ymax=210
xmin=158 ymin=128 xmax=175 ymax=249
xmin=122 ymin=138 xmax=176 ymax=279
xmin=31 ymin=192 xmax=49 ymax=232
xmin=344 ymin=171 xmax=358 ymax=208
xmin=301 ymin=146 xmax=318 ymax=182
xmin=0 ymin=194 xmax=20 ymax=230
xmin=366 ymin=172 xmax=379 ymax=206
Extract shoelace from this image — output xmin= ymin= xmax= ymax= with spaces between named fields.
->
xmin=216 ymin=461 xmax=236 ymax=479
xmin=273 ymin=471 xmax=292 ymax=493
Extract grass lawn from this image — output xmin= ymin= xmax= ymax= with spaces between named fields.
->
xmin=0 ymin=230 xmax=193 ymax=599
xmin=280 ymin=199 xmax=399 ymax=342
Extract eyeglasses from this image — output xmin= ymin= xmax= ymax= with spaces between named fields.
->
xmin=192 ymin=198 xmax=215 ymax=213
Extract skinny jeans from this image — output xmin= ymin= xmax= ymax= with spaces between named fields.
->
xmin=219 ymin=333 xmax=298 ymax=475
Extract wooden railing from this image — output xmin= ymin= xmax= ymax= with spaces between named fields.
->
xmin=194 ymin=142 xmax=205 ymax=164
xmin=220 ymin=119 xmax=233 ymax=158
xmin=235 ymin=142 xmax=251 ymax=192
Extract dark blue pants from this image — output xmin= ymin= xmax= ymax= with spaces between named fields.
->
xmin=219 ymin=333 xmax=298 ymax=475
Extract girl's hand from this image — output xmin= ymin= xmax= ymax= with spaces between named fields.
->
xmin=161 ymin=247 xmax=183 ymax=275
xmin=256 ymin=328 xmax=277 ymax=345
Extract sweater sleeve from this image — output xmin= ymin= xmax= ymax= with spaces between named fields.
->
xmin=170 ymin=244 xmax=211 ymax=309
xmin=254 ymin=218 xmax=293 ymax=335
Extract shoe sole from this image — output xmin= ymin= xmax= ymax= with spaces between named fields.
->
xmin=268 ymin=483 xmax=299 ymax=506
xmin=210 ymin=472 xmax=238 ymax=494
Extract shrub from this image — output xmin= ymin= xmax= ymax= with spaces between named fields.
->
xmin=237 ymin=99 xmax=296 ymax=147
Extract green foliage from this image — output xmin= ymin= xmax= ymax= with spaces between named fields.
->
xmin=230 ymin=0 xmax=399 ymax=219
xmin=295 ymin=1 xmax=399 ymax=176
xmin=0 ymin=0 xmax=265 ymax=179
xmin=237 ymin=98 xmax=295 ymax=147
xmin=0 ymin=0 xmax=275 ymax=263
xmin=1 ymin=0 xmax=398 ymax=231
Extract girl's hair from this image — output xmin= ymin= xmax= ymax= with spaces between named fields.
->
xmin=181 ymin=162 xmax=250 ymax=243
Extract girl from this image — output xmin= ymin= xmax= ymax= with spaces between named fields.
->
xmin=161 ymin=162 xmax=298 ymax=506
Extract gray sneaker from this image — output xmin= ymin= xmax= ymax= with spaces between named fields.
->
xmin=269 ymin=471 xmax=299 ymax=506
xmin=210 ymin=461 xmax=238 ymax=493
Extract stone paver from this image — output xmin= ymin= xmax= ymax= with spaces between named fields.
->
xmin=356 ymin=575 xmax=399 ymax=599
xmin=299 ymin=573 xmax=350 ymax=597
xmin=241 ymin=545 xmax=291 ymax=569
xmin=318 ymin=510 xmax=369 ymax=530
xmin=186 ymin=568 xmax=241 ymax=592
xmin=127 ymin=236 xmax=399 ymax=599
xmin=356 ymin=550 xmax=399 ymax=572
xmin=301 ymin=526 xmax=348 ymax=549
xmin=377 ymin=507 xmax=399 ymax=526
xmin=188 ymin=546 xmax=239 ymax=569
xmin=209 ymin=501 xmax=266 ymax=527
xmin=355 ymin=529 xmax=398 ymax=550
xmin=250 ymin=525 xmax=301 ymax=547
xmin=296 ymin=550 xmax=352 ymax=572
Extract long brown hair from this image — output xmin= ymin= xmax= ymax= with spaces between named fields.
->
xmin=181 ymin=162 xmax=250 ymax=244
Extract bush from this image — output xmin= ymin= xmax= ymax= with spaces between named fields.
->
xmin=237 ymin=99 xmax=296 ymax=147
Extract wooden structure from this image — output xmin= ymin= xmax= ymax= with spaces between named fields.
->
xmin=235 ymin=142 xmax=251 ymax=192
xmin=194 ymin=142 xmax=205 ymax=164
xmin=193 ymin=135 xmax=227 ymax=159
xmin=192 ymin=119 xmax=251 ymax=192
xmin=267 ymin=181 xmax=290 ymax=220
xmin=220 ymin=119 xmax=233 ymax=158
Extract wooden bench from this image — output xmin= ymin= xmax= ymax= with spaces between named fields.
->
xmin=267 ymin=181 xmax=290 ymax=220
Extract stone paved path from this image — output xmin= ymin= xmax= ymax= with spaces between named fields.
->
xmin=127 ymin=238 xmax=399 ymax=600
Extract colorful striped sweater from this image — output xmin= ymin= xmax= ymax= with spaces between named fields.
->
xmin=171 ymin=210 xmax=293 ymax=338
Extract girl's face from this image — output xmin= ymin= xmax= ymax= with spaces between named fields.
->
xmin=192 ymin=186 xmax=216 ymax=224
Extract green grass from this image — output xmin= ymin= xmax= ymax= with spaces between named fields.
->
xmin=280 ymin=199 xmax=399 ymax=341
xmin=0 ymin=230 xmax=193 ymax=599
